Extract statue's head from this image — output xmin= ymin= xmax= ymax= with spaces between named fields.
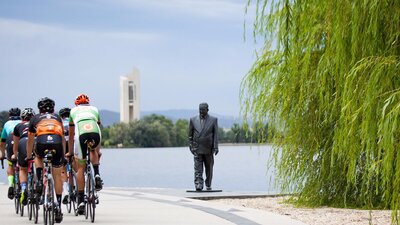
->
xmin=199 ymin=102 xmax=209 ymax=118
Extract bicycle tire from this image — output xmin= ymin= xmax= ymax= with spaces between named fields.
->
xmin=44 ymin=178 xmax=55 ymax=225
xmin=66 ymin=172 xmax=76 ymax=213
xmin=28 ymin=173 xmax=35 ymax=220
xmin=89 ymin=173 xmax=96 ymax=222
xmin=28 ymin=200 xmax=33 ymax=220
xmin=49 ymin=179 xmax=55 ymax=225
xmin=27 ymin=160 xmax=36 ymax=221
xmin=34 ymin=199 xmax=39 ymax=224
xmin=14 ymin=192 xmax=20 ymax=214
xmin=43 ymin=205 xmax=47 ymax=225
xmin=85 ymin=173 xmax=90 ymax=220
xmin=20 ymin=203 xmax=24 ymax=217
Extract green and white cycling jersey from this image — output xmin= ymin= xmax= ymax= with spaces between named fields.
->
xmin=69 ymin=105 xmax=101 ymax=136
xmin=70 ymin=105 xmax=101 ymax=159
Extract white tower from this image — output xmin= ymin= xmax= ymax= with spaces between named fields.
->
xmin=120 ymin=68 xmax=141 ymax=123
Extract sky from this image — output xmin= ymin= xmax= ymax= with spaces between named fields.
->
xmin=0 ymin=0 xmax=260 ymax=117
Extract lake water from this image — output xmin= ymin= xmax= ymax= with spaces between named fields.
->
xmin=0 ymin=145 xmax=278 ymax=193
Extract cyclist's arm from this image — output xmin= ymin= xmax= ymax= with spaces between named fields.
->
xmin=12 ymin=134 xmax=19 ymax=159
xmin=0 ymin=141 xmax=5 ymax=159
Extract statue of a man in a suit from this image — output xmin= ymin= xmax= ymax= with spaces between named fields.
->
xmin=188 ymin=102 xmax=219 ymax=191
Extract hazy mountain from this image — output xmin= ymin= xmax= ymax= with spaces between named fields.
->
xmin=99 ymin=109 xmax=242 ymax=128
xmin=99 ymin=109 xmax=120 ymax=127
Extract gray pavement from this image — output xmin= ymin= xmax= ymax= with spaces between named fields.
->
xmin=0 ymin=183 xmax=307 ymax=225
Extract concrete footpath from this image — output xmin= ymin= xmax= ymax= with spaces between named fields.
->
xmin=0 ymin=184 xmax=307 ymax=225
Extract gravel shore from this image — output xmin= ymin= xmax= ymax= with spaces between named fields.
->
xmin=210 ymin=196 xmax=392 ymax=225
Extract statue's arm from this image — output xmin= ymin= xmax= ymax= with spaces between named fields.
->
xmin=212 ymin=118 xmax=219 ymax=155
xmin=188 ymin=118 xmax=196 ymax=155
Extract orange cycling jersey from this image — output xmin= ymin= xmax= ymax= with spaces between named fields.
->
xmin=36 ymin=118 xmax=64 ymax=136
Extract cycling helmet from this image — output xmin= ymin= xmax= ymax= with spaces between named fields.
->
xmin=9 ymin=107 xmax=21 ymax=117
xmin=21 ymin=108 xmax=35 ymax=121
xmin=59 ymin=107 xmax=71 ymax=118
xmin=75 ymin=94 xmax=90 ymax=105
xmin=38 ymin=97 xmax=55 ymax=113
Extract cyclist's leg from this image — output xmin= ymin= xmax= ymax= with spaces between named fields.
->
xmin=45 ymin=139 xmax=64 ymax=223
xmin=75 ymin=132 xmax=87 ymax=214
xmin=35 ymin=140 xmax=48 ymax=197
xmin=86 ymin=132 xmax=103 ymax=190
xmin=18 ymin=138 xmax=29 ymax=205
xmin=51 ymin=142 xmax=64 ymax=200
xmin=6 ymin=137 xmax=15 ymax=199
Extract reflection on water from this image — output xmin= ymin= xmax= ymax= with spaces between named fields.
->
xmin=0 ymin=145 xmax=278 ymax=192
xmin=100 ymin=144 xmax=277 ymax=192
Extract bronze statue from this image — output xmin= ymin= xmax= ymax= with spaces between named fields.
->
xmin=188 ymin=102 xmax=219 ymax=191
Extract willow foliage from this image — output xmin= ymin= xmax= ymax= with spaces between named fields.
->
xmin=241 ymin=0 xmax=400 ymax=209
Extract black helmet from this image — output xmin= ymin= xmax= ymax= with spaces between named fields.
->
xmin=21 ymin=108 xmax=35 ymax=121
xmin=9 ymin=107 xmax=21 ymax=117
xmin=59 ymin=107 xmax=71 ymax=118
xmin=38 ymin=97 xmax=55 ymax=113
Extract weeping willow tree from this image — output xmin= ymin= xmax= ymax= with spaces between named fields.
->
xmin=241 ymin=0 xmax=400 ymax=210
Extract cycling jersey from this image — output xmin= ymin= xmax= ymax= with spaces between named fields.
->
xmin=13 ymin=121 xmax=30 ymax=139
xmin=69 ymin=105 xmax=100 ymax=134
xmin=69 ymin=105 xmax=101 ymax=159
xmin=1 ymin=118 xmax=21 ymax=160
xmin=14 ymin=121 xmax=31 ymax=167
xmin=29 ymin=113 xmax=64 ymax=167
xmin=1 ymin=119 xmax=21 ymax=142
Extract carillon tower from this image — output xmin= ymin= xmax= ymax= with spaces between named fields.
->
xmin=120 ymin=68 xmax=140 ymax=123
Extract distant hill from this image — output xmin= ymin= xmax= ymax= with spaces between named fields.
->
xmin=99 ymin=110 xmax=120 ymax=127
xmin=99 ymin=109 xmax=242 ymax=128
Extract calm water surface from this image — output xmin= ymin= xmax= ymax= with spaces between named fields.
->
xmin=0 ymin=145 xmax=278 ymax=192
xmin=101 ymin=144 xmax=277 ymax=192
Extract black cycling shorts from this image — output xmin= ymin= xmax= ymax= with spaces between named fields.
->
xmin=35 ymin=134 xmax=64 ymax=167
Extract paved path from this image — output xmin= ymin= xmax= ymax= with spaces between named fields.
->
xmin=0 ymin=184 xmax=307 ymax=225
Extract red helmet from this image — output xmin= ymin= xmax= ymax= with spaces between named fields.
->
xmin=75 ymin=94 xmax=90 ymax=105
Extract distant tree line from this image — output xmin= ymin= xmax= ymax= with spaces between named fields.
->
xmin=102 ymin=114 xmax=270 ymax=148
xmin=0 ymin=112 xmax=269 ymax=148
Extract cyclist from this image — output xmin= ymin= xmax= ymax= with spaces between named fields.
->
xmin=12 ymin=108 xmax=35 ymax=205
xmin=59 ymin=107 xmax=73 ymax=205
xmin=26 ymin=97 xmax=65 ymax=223
xmin=0 ymin=107 xmax=21 ymax=199
xmin=59 ymin=108 xmax=71 ymax=152
xmin=68 ymin=93 xmax=103 ymax=215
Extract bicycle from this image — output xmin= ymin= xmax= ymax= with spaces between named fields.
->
xmin=82 ymin=140 xmax=98 ymax=222
xmin=27 ymin=158 xmax=39 ymax=223
xmin=13 ymin=162 xmax=24 ymax=216
xmin=42 ymin=149 xmax=56 ymax=225
xmin=64 ymin=156 xmax=77 ymax=214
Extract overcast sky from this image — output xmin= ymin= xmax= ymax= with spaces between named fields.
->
xmin=0 ymin=0 xmax=259 ymax=117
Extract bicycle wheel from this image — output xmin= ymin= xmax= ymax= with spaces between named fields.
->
xmin=43 ymin=204 xmax=47 ymax=225
xmin=88 ymin=173 xmax=96 ymax=222
xmin=28 ymin=176 xmax=35 ymax=220
xmin=34 ymin=201 xmax=39 ymax=224
xmin=85 ymin=173 xmax=89 ymax=220
xmin=44 ymin=179 xmax=55 ymax=225
xmin=20 ymin=202 xmax=24 ymax=217
xmin=14 ymin=189 xmax=20 ymax=214
xmin=28 ymin=199 xmax=33 ymax=220
xmin=66 ymin=174 xmax=76 ymax=213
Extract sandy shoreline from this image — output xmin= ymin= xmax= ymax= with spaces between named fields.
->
xmin=210 ymin=196 xmax=392 ymax=225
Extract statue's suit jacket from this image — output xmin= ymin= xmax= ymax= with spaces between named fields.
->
xmin=188 ymin=114 xmax=218 ymax=155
